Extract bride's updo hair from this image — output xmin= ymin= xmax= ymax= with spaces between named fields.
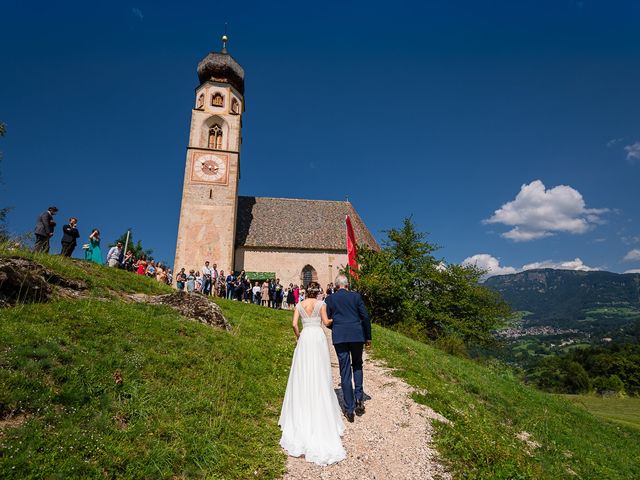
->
xmin=306 ymin=282 xmax=321 ymax=299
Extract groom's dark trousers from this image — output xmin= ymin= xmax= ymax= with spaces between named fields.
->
xmin=325 ymin=288 xmax=372 ymax=415
xmin=335 ymin=342 xmax=364 ymax=414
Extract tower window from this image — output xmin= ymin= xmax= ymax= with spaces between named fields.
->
xmin=208 ymin=124 xmax=223 ymax=149
xmin=196 ymin=93 xmax=204 ymax=109
xmin=231 ymin=98 xmax=240 ymax=114
xmin=211 ymin=93 xmax=224 ymax=107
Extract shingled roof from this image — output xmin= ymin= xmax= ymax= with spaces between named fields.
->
xmin=235 ymin=196 xmax=379 ymax=251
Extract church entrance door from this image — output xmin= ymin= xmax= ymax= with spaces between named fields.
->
xmin=301 ymin=265 xmax=317 ymax=288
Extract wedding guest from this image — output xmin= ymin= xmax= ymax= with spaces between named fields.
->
xmin=146 ymin=261 xmax=156 ymax=278
xmin=275 ymin=279 xmax=284 ymax=309
xmin=287 ymin=284 xmax=295 ymax=309
xmin=195 ymin=271 xmax=203 ymax=292
xmin=106 ymin=241 xmax=123 ymax=268
xmin=135 ymin=256 xmax=147 ymax=275
xmin=176 ymin=268 xmax=187 ymax=291
xmin=186 ymin=269 xmax=196 ymax=293
xmin=211 ymin=263 xmax=219 ymax=292
xmin=166 ymin=268 xmax=173 ymax=286
xmin=225 ymin=272 xmax=235 ymax=299
xmin=293 ymin=285 xmax=300 ymax=305
xmin=157 ymin=266 xmax=167 ymax=284
xmin=202 ymin=261 xmax=213 ymax=295
xmin=123 ymin=250 xmax=135 ymax=271
xmin=34 ymin=206 xmax=58 ymax=253
xmin=217 ymin=270 xmax=225 ymax=297
xmin=299 ymin=288 xmax=306 ymax=303
xmin=252 ymin=281 xmax=261 ymax=304
xmin=261 ymin=281 xmax=269 ymax=307
xmin=85 ymin=228 xmax=102 ymax=264
xmin=60 ymin=217 xmax=80 ymax=257
xmin=282 ymin=286 xmax=290 ymax=310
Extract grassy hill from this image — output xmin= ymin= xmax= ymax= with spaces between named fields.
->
xmin=1 ymin=252 xmax=639 ymax=479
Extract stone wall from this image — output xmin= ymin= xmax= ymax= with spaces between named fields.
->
xmin=235 ymin=247 xmax=348 ymax=288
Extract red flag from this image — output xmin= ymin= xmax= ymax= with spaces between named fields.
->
xmin=346 ymin=215 xmax=359 ymax=278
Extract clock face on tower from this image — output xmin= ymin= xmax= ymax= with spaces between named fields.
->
xmin=190 ymin=152 xmax=229 ymax=185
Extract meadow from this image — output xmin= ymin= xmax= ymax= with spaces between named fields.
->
xmin=1 ymin=252 xmax=639 ymax=479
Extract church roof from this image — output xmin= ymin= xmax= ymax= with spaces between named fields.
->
xmin=235 ymin=196 xmax=379 ymax=251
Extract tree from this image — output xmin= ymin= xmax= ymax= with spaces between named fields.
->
xmin=351 ymin=217 xmax=511 ymax=346
xmin=110 ymin=230 xmax=153 ymax=260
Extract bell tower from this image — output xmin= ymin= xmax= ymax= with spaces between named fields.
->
xmin=174 ymin=34 xmax=245 ymax=275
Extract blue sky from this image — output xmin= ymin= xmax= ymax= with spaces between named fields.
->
xmin=1 ymin=0 xmax=639 ymax=275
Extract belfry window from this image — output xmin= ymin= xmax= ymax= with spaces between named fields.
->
xmin=231 ymin=98 xmax=240 ymax=114
xmin=196 ymin=93 xmax=204 ymax=109
xmin=211 ymin=93 xmax=224 ymax=107
xmin=208 ymin=124 xmax=223 ymax=150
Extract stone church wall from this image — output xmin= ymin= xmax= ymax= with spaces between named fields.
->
xmin=235 ymin=247 xmax=349 ymax=289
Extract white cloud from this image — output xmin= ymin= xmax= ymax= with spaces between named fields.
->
xmin=624 ymin=142 xmax=640 ymax=162
xmin=131 ymin=7 xmax=144 ymax=20
xmin=521 ymin=258 xmax=599 ymax=272
xmin=622 ymin=235 xmax=640 ymax=245
xmin=483 ymin=180 xmax=608 ymax=242
xmin=624 ymin=269 xmax=640 ymax=274
xmin=462 ymin=254 xmax=517 ymax=277
xmin=607 ymin=137 xmax=624 ymax=147
xmin=623 ymin=249 xmax=640 ymax=262
xmin=463 ymin=254 xmax=600 ymax=279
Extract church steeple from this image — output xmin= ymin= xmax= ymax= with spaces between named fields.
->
xmin=174 ymin=37 xmax=245 ymax=278
xmin=196 ymin=33 xmax=245 ymax=94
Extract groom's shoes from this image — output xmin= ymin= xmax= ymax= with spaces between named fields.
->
xmin=344 ymin=411 xmax=355 ymax=423
xmin=355 ymin=400 xmax=365 ymax=416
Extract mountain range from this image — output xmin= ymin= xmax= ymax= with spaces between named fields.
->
xmin=484 ymin=269 xmax=640 ymax=330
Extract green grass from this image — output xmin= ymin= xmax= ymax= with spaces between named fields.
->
xmin=0 ymin=244 xmax=172 ymax=297
xmin=370 ymin=327 xmax=640 ymax=479
xmin=0 ymin=298 xmax=294 ymax=479
xmin=563 ymin=395 xmax=640 ymax=431
xmin=2 ymin=252 xmax=640 ymax=479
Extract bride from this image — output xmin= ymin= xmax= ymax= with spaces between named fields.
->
xmin=278 ymin=283 xmax=346 ymax=465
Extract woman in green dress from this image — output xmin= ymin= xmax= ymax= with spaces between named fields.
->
xmin=85 ymin=228 xmax=102 ymax=264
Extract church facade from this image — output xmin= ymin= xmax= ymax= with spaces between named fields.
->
xmin=174 ymin=38 xmax=378 ymax=288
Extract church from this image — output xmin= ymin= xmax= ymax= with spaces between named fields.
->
xmin=174 ymin=36 xmax=378 ymax=288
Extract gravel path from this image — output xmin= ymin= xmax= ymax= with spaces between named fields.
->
xmin=282 ymin=326 xmax=451 ymax=480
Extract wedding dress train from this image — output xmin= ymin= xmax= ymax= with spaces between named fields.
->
xmin=278 ymin=301 xmax=346 ymax=465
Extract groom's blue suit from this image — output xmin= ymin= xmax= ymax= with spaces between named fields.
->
xmin=325 ymin=288 xmax=371 ymax=415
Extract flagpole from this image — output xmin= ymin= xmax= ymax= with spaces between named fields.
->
xmin=123 ymin=229 xmax=131 ymax=257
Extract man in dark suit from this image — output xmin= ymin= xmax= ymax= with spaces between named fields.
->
xmin=60 ymin=217 xmax=80 ymax=257
xmin=33 ymin=206 xmax=58 ymax=253
xmin=324 ymin=274 xmax=372 ymax=422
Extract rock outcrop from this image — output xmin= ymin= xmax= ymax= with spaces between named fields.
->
xmin=129 ymin=291 xmax=231 ymax=331
xmin=0 ymin=256 xmax=87 ymax=307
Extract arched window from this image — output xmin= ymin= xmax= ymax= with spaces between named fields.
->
xmin=301 ymin=265 xmax=318 ymax=288
xmin=208 ymin=124 xmax=223 ymax=149
xmin=211 ymin=93 xmax=224 ymax=107
xmin=196 ymin=93 xmax=204 ymax=109
xmin=231 ymin=98 xmax=240 ymax=114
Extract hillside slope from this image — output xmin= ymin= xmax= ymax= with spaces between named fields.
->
xmin=1 ymin=252 xmax=639 ymax=479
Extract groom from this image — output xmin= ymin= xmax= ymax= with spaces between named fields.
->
xmin=325 ymin=274 xmax=372 ymax=423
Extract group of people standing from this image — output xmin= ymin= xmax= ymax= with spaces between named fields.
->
xmin=32 ymin=207 xmax=173 ymax=285
xmin=173 ymin=260 xmax=339 ymax=310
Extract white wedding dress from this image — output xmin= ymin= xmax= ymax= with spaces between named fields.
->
xmin=278 ymin=300 xmax=346 ymax=465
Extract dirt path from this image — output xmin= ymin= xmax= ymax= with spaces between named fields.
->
xmin=282 ymin=327 xmax=451 ymax=480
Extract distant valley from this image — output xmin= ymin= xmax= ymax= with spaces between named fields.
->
xmin=481 ymin=269 xmax=640 ymax=370
xmin=485 ymin=268 xmax=640 ymax=337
